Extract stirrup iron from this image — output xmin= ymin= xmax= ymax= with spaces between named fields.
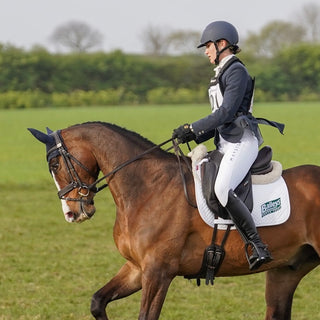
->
xmin=245 ymin=241 xmax=272 ymax=270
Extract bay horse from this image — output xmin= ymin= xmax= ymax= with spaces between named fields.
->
xmin=28 ymin=121 xmax=320 ymax=320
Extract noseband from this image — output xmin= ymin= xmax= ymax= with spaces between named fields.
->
xmin=47 ymin=131 xmax=97 ymax=203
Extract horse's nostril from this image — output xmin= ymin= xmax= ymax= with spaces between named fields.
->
xmin=64 ymin=211 xmax=75 ymax=223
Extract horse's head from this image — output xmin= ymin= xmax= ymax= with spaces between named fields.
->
xmin=28 ymin=127 xmax=99 ymax=223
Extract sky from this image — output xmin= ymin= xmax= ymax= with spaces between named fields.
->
xmin=0 ymin=0 xmax=312 ymax=53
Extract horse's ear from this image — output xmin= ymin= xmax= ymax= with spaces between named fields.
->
xmin=28 ymin=128 xmax=55 ymax=145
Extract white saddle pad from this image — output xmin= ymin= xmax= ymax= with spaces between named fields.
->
xmin=191 ymin=147 xmax=290 ymax=229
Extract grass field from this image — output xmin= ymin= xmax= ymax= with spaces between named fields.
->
xmin=1 ymin=102 xmax=320 ymax=319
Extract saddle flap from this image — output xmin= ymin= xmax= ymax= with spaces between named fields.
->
xmin=201 ymin=150 xmax=227 ymax=218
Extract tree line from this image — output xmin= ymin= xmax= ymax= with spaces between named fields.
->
xmin=0 ymin=2 xmax=318 ymax=108
xmin=0 ymin=42 xmax=319 ymax=109
xmin=48 ymin=3 xmax=319 ymax=55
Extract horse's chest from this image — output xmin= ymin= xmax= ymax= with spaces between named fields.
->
xmin=113 ymin=217 xmax=134 ymax=258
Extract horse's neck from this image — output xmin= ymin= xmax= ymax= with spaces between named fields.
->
xmin=106 ymin=157 xmax=164 ymax=210
xmin=92 ymin=134 xmax=160 ymax=205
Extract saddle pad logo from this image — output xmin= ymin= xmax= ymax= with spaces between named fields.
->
xmin=261 ymin=198 xmax=281 ymax=217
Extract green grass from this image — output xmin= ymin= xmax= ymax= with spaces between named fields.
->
xmin=1 ymin=102 xmax=320 ymax=319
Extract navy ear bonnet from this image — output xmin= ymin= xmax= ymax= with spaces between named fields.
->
xmin=28 ymin=127 xmax=62 ymax=162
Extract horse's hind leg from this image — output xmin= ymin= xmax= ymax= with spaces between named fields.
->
xmin=264 ymin=252 xmax=319 ymax=320
xmin=91 ymin=261 xmax=142 ymax=320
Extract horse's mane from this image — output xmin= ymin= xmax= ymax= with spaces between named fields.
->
xmin=71 ymin=121 xmax=172 ymax=157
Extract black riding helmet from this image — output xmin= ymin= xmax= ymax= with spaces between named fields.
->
xmin=197 ymin=21 xmax=240 ymax=65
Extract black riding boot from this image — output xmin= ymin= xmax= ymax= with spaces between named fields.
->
xmin=225 ymin=190 xmax=273 ymax=270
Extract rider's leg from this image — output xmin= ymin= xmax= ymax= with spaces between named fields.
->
xmin=225 ymin=189 xmax=272 ymax=270
xmin=215 ymin=130 xmax=272 ymax=270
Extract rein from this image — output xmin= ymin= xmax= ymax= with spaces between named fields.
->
xmin=88 ymin=138 xmax=173 ymax=193
xmin=172 ymin=140 xmax=198 ymax=208
xmin=49 ymin=130 xmax=197 ymax=208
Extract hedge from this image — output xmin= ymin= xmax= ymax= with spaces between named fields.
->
xmin=0 ymin=88 xmax=207 ymax=109
xmin=1 ymin=88 xmax=319 ymax=109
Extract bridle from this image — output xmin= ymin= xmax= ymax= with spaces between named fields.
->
xmin=48 ymin=130 xmax=196 ymax=208
xmin=47 ymin=131 xmax=98 ymax=204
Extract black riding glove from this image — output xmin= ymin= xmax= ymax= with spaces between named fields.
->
xmin=172 ymin=124 xmax=196 ymax=144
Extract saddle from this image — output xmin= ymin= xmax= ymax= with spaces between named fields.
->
xmin=201 ymin=146 xmax=273 ymax=219
xmin=184 ymin=146 xmax=274 ymax=286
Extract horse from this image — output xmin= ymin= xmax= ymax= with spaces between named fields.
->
xmin=28 ymin=121 xmax=320 ymax=320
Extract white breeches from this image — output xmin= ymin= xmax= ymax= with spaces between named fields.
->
xmin=214 ymin=129 xmax=258 ymax=207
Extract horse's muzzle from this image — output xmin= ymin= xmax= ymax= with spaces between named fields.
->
xmin=64 ymin=200 xmax=96 ymax=223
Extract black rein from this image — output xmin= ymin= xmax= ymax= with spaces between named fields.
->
xmin=87 ymin=138 xmax=173 ymax=193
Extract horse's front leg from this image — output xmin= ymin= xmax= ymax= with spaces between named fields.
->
xmin=138 ymin=266 xmax=175 ymax=320
xmin=91 ymin=261 xmax=142 ymax=320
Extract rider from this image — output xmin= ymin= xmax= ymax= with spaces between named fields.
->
xmin=173 ymin=21 xmax=280 ymax=271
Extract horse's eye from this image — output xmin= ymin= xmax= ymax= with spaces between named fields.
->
xmin=50 ymin=160 xmax=60 ymax=173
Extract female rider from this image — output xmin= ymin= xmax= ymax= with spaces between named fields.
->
xmin=173 ymin=21 xmax=279 ymax=270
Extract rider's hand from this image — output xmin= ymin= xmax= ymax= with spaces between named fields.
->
xmin=172 ymin=124 xmax=196 ymax=144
